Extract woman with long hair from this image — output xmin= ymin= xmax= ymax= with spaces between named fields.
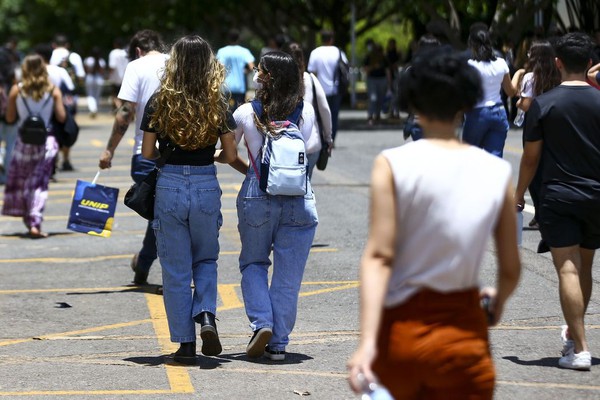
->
xmin=347 ymin=50 xmax=520 ymax=399
xmin=516 ymin=40 xmax=561 ymax=229
xmin=140 ymin=35 xmax=237 ymax=365
xmin=462 ymin=30 xmax=518 ymax=157
xmin=2 ymin=54 xmax=66 ymax=238
xmin=230 ymin=51 xmax=319 ymax=361
xmin=284 ymin=41 xmax=333 ymax=179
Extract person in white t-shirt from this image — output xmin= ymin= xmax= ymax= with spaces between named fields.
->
xmin=83 ymin=47 xmax=106 ymax=118
xmin=462 ymin=30 xmax=518 ymax=158
xmin=108 ymin=38 xmax=128 ymax=110
xmin=285 ymin=42 xmax=333 ymax=178
xmin=307 ymin=30 xmax=348 ymax=143
xmin=98 ymin=29 xmax=168 ymax=286
xmin=347 ymin=51 xmax=520 ymax=399
xmin=50 ymin=34 xmax=85 ymax=171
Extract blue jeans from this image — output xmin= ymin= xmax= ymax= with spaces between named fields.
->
xmin=0 ymin=122 xmax=18 ymax=184
xmin=130 ymin=154 xmax=157 ymax=273
xmin=236 ymin=169 xmax=318 ymax=351
xmin=152 ymin=164 xmax=222 ymax=342
xmin=326 ymin=94 xmax=342 ymax=142
xmin=366 ymin=76 xmax=387 ymax=119
xmin=462 ymin=104 xmax=509 ymax=158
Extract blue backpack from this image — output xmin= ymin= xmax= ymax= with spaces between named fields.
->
xmin=250 ymin=100 xmax=307 ymax=196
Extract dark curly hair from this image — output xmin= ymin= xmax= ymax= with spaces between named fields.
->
xmin=400 ymin=50 xmax=482 ymax=121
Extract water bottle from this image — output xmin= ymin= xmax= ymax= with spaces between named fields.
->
xmin=516 ymin=204 xmax=524 ymax=246
xmin=513 ymin=109 xmax=525 ymax=127
xmin=361 ymin=382 xmax=394 ymax=400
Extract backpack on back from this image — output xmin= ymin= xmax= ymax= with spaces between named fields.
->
xmin=249 ymin=100 xmax=308 ymax=196
xmin=18 ymin=89 xmax=52 ymax=146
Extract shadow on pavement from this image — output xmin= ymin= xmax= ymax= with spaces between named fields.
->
xmin=503 ymin=355 xmax=600 ymax=367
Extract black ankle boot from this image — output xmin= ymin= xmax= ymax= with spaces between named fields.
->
xmin=173 ymin=341 xmax=197 ymax=365
xmin=194 ymin=312 xmax=222 ymax=356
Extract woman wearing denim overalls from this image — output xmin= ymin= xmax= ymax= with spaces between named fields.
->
xmin=140 ymin=35 xmax=238 ymax=365
xmin=231 ymin=51 xmax=319 ymax=361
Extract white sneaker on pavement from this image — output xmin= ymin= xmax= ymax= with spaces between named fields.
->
xmin=561 ymin=325 xmax=574 ymax=356
xmin=558 ymin=348 xmax=591 ymax=371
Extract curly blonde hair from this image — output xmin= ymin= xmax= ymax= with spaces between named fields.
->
xmin=149 ymin=35 xmax=229 ymax=150
xmin=21 ymin=54 xmax=52 ymax=101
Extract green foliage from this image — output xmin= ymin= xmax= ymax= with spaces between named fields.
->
xmin=355 ymin=18 xmax=413 ymax=61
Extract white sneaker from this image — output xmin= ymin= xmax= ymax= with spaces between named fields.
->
xmin=561 ymin=325 xmax=574 ymax=356
xmin=558 ymin=348 xmax=591 ymax=371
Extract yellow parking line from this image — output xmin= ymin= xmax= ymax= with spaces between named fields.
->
xmin=299 ymin=283 xmax=359 ymax=297
xmin=0 ymin=248 xmax=337 ymax=264
xmin=0 ymin=319 xmax=150 ymax=347
xmin=218 ymin=283 xmax=244 ymax=311
xmin=0 ymin=389 xmax=174 ymax=396
xmin=144 ymin=293 xmax=195 ymax=393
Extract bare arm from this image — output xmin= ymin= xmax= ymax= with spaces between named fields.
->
xmin=502 ymin=72 xmax=518 ymax=98
xmin=516 ymin=96 xmax=533 ymax=112
xmin=141 ymin=131 xmax=159 ymax=160
xmin=587 ymin=62 xmax=600 ymax=84
xmin=4 ymin=84 xmax=18 ymax=124
xmin=52 ymin=86 xmax=66 ymax=123
xmin=511 ymin=68 xmax=526 ymax=95
xmin=484 ymin=183 xmax=521 ymax=325
xmin=347 ymin=154 xmax=396 ymax=393
xmin=98 ymin=101 xmax=135 ymax=169
xmin=515 ymin=140 xmax=542 ymax=207
xmin=214 ymin=132 xmax=238 ymax=164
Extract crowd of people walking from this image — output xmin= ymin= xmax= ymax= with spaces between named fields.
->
xmin=2 ymin=21 xmax=600 ymax=400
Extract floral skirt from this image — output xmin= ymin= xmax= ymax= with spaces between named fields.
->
xmin=1 ymin=135 xmax=58 ymax=229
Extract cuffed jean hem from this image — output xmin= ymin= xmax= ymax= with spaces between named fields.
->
xmin=193 ymin=308 xmax=217 ymax=319
xmin=170 ymin=335 xmax=197 ymax=343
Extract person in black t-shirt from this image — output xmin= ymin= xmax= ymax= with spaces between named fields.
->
xmin=515 ymin=32 xmax=600 ymax=371
xmin=140 ymin=35 xmax=238 ymax=365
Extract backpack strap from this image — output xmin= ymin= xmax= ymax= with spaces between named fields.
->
xmin=18 ymin=86 xmax=54 ymax=117
xmin=251 ymin=99 xmax=303 ymax=125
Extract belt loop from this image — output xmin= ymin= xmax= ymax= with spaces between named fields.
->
xmin=183 ymin=165 xmax=190 ymax=175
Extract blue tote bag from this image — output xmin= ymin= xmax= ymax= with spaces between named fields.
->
xmin=67 ymin=171 xmax=119 ymax=238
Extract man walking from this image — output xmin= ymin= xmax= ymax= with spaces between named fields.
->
xmin=216 ymin=29 xmax=254 ymax=111
xmin=515 ymin=32 xmax=600 ymax=371
xmin=98 ymin=30 xmax=168 ymax=285
xmin=308 ymin=30 xmax=348 ymax=143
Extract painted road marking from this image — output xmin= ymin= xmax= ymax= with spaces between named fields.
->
xmin=145 ymin=293 xmax=195 ymax=394
xmin=0 ymin=280 xmax=359 ymax=396
xmin=0 ymin=248 xmax=338 ymax=264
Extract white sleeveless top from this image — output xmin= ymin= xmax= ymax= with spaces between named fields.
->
xmin=16 ymin=87 xmax=54 ymax=129
xmin=381 ymin=140 xmax=511 ymax=307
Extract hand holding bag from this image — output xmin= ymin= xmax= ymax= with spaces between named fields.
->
xmin=123 ymin=143 xmax=174 ymax=220
xmin=67 ymin=171 xmax=119 ymax=237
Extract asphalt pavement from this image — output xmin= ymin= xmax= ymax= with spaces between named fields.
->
xmin=1 ymin=109 xmax=600 ymax=399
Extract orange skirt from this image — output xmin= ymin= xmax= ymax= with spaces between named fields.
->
xmin=373 ymin=288 xmax=495 ymax=400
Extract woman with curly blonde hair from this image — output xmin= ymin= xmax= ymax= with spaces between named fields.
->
xmin=141 ymin=35 xmax=237 ymax=365
xmin=2 ymin=54 xmax=65 ymax=238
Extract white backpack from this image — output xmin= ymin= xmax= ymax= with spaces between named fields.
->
xmin=249 ymin=100 xmax=307 ymax=196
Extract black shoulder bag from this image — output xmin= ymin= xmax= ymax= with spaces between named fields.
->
xmin=310 ymin=74 xmax=329 ymax=171
xmin=124 ymin=143 xmax=174 ymax=220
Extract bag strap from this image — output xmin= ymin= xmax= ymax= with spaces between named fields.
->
xmin=155 ymin=142 xmax=175 ymax=168
xmin=18 ymin=86 xmax=54 ymax=117
xmin=309 ymin=74 xmax=325 ymax=144
xmin=250 ymin=99 xmax=303 ymax=126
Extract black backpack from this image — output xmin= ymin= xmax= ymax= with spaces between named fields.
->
xmin=19 ymin=89 xmax=52 ymax=145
